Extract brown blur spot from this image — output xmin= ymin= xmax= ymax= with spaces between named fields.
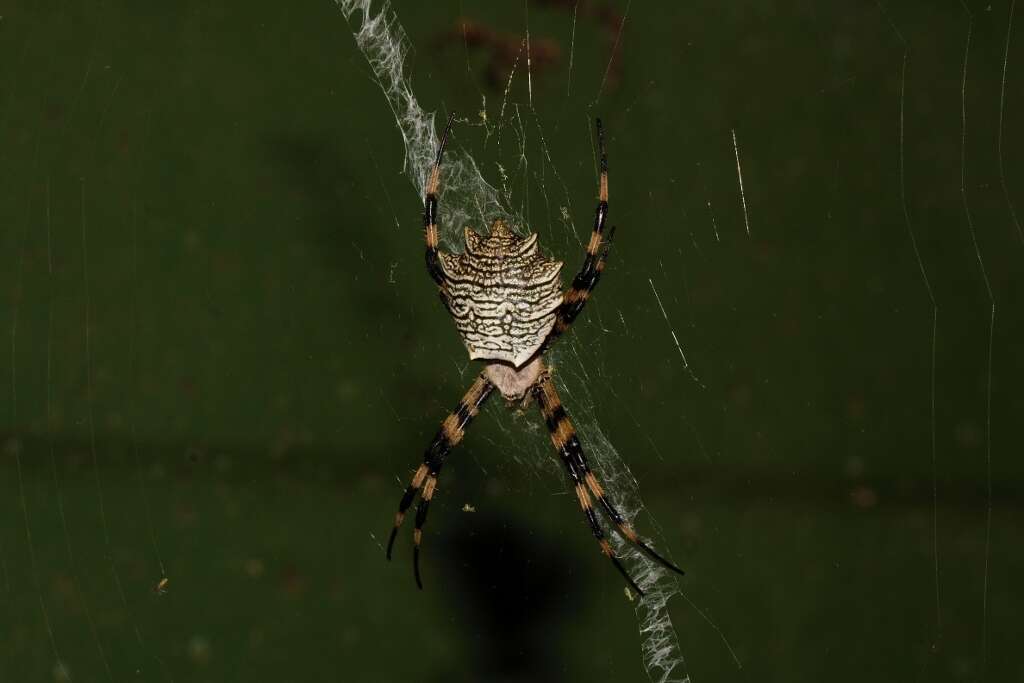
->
xmin=435 ymin=2 xmax=628 ymax=93
xmin=850 ymin=486 xmax=878 ymax=509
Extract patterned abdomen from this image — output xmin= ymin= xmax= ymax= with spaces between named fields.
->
xmin=440 ymin=221 xmax=563 ymax=368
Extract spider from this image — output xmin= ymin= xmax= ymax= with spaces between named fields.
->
xmin=386 ymin=114 xmax=684 ymax=596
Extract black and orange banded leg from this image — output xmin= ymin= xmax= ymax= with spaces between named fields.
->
xmin=424 ymin=112 xmax=456 ymax=286
xmin=575 ymin=450 xmax=686 ymax=580
xmin=533 ymin=374 xmax=641 ymax=595
xmin=534 ymin=374 xmax=684 ymax=596
xmin=551 ymin=118 xmax=616 ymax=341
xmin=386 ymin=373 xmax=495 ymax=589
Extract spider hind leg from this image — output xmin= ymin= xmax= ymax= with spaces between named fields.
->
xmin=386 ymin=463 xmax=429 ymax=560
xmin=583 ymin=468 xmax=685 ymax=578
xmin=533 ymin=372 xmax=685 ymax=595
xmin=386 ymin=374 xmax=495 ymax=589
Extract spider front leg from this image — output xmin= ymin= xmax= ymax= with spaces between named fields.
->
xmin=386 ymin=373 xmax=495 ymax=589
xmin=424 ymin=113 xmax=456 ymax=286
xmin=551 ymin=118 xmax=616 ymax=341
xmin=533 ymin=373 xmax=684 ymax=597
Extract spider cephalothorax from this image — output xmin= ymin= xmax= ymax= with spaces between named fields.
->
xmin=386 ymin=115 xmax=685 ymax=596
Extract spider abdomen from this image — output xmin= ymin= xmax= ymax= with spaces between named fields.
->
xmin=440 ymin=221 xmax=563 ymax=368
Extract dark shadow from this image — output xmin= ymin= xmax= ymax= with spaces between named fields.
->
xmin=432 ymin=503 xmax=581 ymax=683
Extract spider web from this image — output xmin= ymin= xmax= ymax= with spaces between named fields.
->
xmin=3 ymin=1 xmax=1023 ymax=681
xmin=335 ymin=1 xmax=701 ymax=680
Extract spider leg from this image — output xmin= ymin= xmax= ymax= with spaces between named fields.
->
xmin=577 ymin=449 xmax=686 ymax=579
xmin=549 ymin=118 xmax=614 ymax=342
xmin=424 ymin=112 xmax=456 ymax=286
xmin=566 ymin=452 xmax=644 ymax=597
xmin=386 ymin=373 xmax=495 ymax=589
xmin=537 ymin=374 xmax=684 ymax=578
xmin=533 ymin=373 xmax=679 ymax=597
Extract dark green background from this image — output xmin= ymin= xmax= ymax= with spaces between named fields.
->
xmin=2 ymin=1 xmax=1022 ymax=681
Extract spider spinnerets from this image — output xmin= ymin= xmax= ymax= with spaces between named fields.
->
xmin=386 ymin=114 xmax=685 ymax=596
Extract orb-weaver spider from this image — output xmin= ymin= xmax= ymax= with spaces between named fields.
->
xmin=386 ymin=115 xmax=685 ymax=596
